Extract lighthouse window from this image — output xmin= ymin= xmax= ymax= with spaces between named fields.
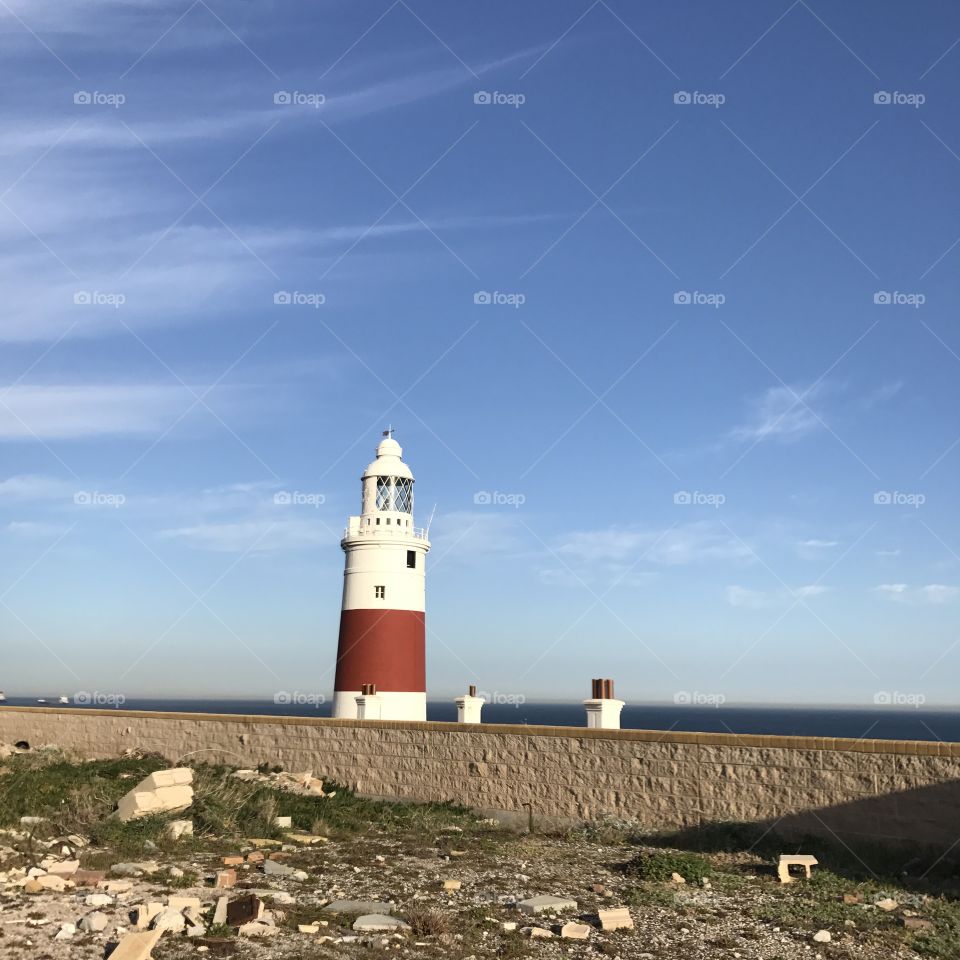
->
xmin=406 ymin=550 xmax=416 ymax=568
xmin=375 ymin=585 xmax=385 ymax=599
xmin=376 ymin=476 xmax=391 ymax=510
xmin=394 ymin=478 xmax=413 ymax=513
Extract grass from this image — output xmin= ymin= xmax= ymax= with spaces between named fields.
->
xmin=622 ymin=849 xmax=713 ymax=882
xmin=0 ymin=750 xmax=474 ymax=864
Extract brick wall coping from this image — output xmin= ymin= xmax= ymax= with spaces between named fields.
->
xmin=2 ymin=705 xmax=958 ymax=757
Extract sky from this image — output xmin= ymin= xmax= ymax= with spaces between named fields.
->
xmin=0 ymin=0 xmax=958 ymax=708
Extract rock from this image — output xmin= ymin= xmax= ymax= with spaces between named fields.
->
xmin=286 ymin=833 xmax=328 ymax=845
xmin=598 ymin=907 xmax=634 ymax=931
xmin=79 ymin=911 xmax=109 ymax=933
xmin=54 ymin=922 xmax=77 ymax=940
xmin=47 ymin=859 xmax=80 ymax=875
xmin=518 ymin=895 xmax=578 ymax=915
xmin=876 ymin=898 xmax=899 ymax=912
xmin=238 ymin=922 xmax=279 ymax=937
xmin=843 ymin=893 xmax=861 ymax=904
xmin=246 ymin=837 xmax=282 ymax=848
xmin=73 ymin=869 xmax=107 ymax=887
xmin=103 ymin=879 xmax=134 ymax=892
xmin=35 ymin=874 xmax=67 ymax=891
xmin=23 ymin=879 xmax=43 ymax=894
xmin=352 ymin=914 xmax=410 ymax=932
xmin=903 ymin=917 xmax=934 ymax=931
xmin=502 ymin=921 xmax=518 ymax=932
xmin=523 ymin=926 xmax=554 ymax=938
xmin=152 ymin=909 xmax=186 ymax=933
xmin=560 ymin=921 xmax=591 ymax=939
xmin=117 ymin=768 xmax=194 ymax=822
xmin=299 ymin=923 xmax=320 ymax=933
xmin=165 ymin=819 xmax=193 ymax=840
xmin=112 ymin=861 xmax=159 ymax=877
xmin=323 ymin=899 xmax=393 ymax=915
xmin=85 ymin=893 xmax=114 ymax=907
xmin=813 ymin=929 xmax=831 ymax=943
xmin=671 ymin=872 xmax=686 ymax=884
xmin=275 ymin=816 xmax=292 ymax=828
xmin=108 ymin=930 xmax=164 ymax=960
xmin=442 ymin=879 xmax=462 ymax=891
xmin=168 ymin=866 xmax=184 ymax=879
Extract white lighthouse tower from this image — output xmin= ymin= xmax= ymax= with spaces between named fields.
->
xmin=332 ymin=430 xmax=431 ymax=720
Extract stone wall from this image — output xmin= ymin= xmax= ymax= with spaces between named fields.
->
xmin=2 ymin=707 xmax=959 ymax=850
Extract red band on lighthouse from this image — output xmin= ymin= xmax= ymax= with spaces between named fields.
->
xmin=332 ymin=432 xmax=430 ymax=721
xmin=334 ymin=609 xmax=426 ymax=692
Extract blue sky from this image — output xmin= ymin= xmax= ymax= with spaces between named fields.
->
xmin=0 ymin=0 xmax=958 ymax=707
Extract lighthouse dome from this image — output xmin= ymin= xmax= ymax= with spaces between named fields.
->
xmin=362 ymin=435 xmax=413 ymax=480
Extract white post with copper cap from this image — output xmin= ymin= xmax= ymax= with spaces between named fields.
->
xmin=583 ymin=678 xmax=625 ymax=730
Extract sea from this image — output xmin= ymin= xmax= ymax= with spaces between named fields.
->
xmin=3 ymin=697 xmax=960 ymax=743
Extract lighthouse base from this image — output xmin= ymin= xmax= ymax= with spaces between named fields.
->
xmin=332 ymin=690 xmax=426 ymax=722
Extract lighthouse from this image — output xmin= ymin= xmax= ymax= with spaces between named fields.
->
xmin=332 ymin=431 xmax=430 ymax=720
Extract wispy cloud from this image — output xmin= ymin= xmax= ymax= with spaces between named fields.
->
xmin=874 ymin=583 xmax=957 ymax=605
xmin=557 ymin=522 xmax=755 ymax=567
xmin=158 ymin=518 xmax=329 ymax=553
xmin=727 ymin=583 xmax=829 ymax=608
xmin=729 ymin=383 xmax=826 ymax=445
xmin=0 ymin=384 xmax=211 ymax=439
xmin=0 ymin=474 xmax=76 ymax=500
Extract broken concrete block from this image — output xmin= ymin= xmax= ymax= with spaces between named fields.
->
xmin=165 ymin=820 xmax=193 ymax=840
xmin=322 ymin=900 xmax=393 ymax=915
xmin=876 ymin=898 xmax=899 ymax=912
xmin=107 ymin=929 xmax=164 ymax=960
xmin=166 ymin=895 xmax=202 ymax=912
xmin=560 ymin=921 xmax=591 ymax=939
xmin=223 ymin=855 xmax=244 ymax=865
xmin=299 ymin=923 xmax=320 ymax=933
xmin=212 ymin=896 xmax=229 ymax=926
xmin=54 ymin=922 xmax=76 ymax=940
xmin=518 ymin=895 xmax=578 ymax=915
xmin=132 ymin=903 xmax=164 ymax=929
xmin=151 ymin=909 xmax=186 ymax=933
xmin=523 ymin=926 xmax=554 ymax=938
xmin=103 ymin=879 xmax=134 ymax=892
xmin=47 ymin=859 xmax=80 ymax=875
xmin=352 ymin=914 xmax=410 ymax=932
xmin=263 ymin=859 xmax=295 ymax=877
xmin=140 ymin=768 xmax=193 ymax=790
xmin=777 ymin=854 xmax=818 ymax=883
xmin=117 ymin=783 xmax=193 ymax=822
xmin=442 ymin=879 xmax=462 ymax=891
xmin=215 ymin=869 xmax=237 ymax=889
xmin=79 ymin=911 xmax=109 ymax=933
xmin=274 ymin=816 xmax=292 ymax=828
xmin=35 ymin=874 xmax=67 ymax=891
xmin=85 ymin=893 xmax=114 ymax=907
xmin=226 ymin=894 xmax=263 ymax=927
xmin=598 ymin=907 xmax=634 ymax=931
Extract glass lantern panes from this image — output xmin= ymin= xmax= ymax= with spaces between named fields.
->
xmin=394 ymin=478 xmax=413 ymax=513
xmin=376 ymin=476 xmax=391 ymax=510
